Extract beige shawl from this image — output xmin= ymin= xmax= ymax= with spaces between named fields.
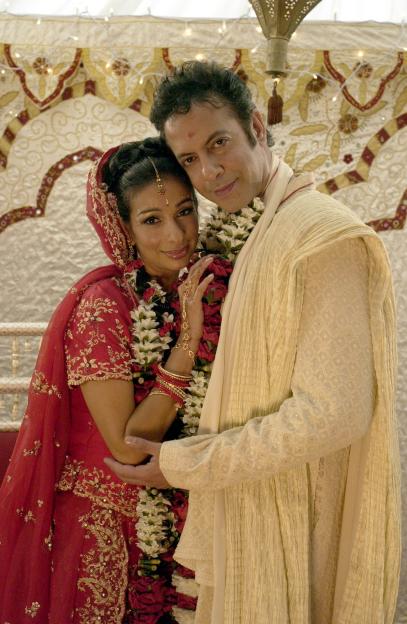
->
xmin=161 ymin=157 xmax=401 ymax=623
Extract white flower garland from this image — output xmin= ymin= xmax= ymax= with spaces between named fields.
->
xmin=130 ymin=302 xmax=173 ymax=368
xmin=201 ymin=198 xmax=265 ymax=262
xmin=136 ymin=488 xmax=177 ymax=558
xmin=178 ymin=197 xmax=265 ymax=437
xmin=131 ymin=198 xmax=265 ymax=558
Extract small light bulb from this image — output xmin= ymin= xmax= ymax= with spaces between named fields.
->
xmin=0 ymin=69 xmax=6 ymax=75
xmin=256 ymin=25 xmax=262 ymax=33
xmin=357 ymin=50 xmax=364 ymax=58
xmin=47 ymin=67 xmax=53 ymax=74
xmin=15 ymin=52 xmax=21 ymax=58
xmin=104 ymin=15 xmax=109 ymax=22
xmin=332 ymin=95 xmax=337 ymax=102
xmin=36 ymin=18 xmax=41 ymax=25
xmin=217 ymin=27 xmax=223 ymax=34
xmin=105 ymin=62 xmax=111 ymax=69
xmin=221 ymin=20 xmax=227 ymax=33
xmin=195 ymin=53 xmax=205 ymax=61
xmin=139 ymin=77 xmax=144 ymax=85
xmin=313 ymin=73 xmax=318 ymax=79
xmin=183 ymin=26 xmax=192 ymax=37
xmin=291 ymin=32 xmax=297 ymax=39
xmin=251 ymin=46 xmax=258 ymax=54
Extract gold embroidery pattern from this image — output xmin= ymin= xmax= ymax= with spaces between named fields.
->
xmin=17 ymin=508 xmax=36 ymax=523
xmin=25 ymin=602 xmax=41 ymax=618
xmin=44 ymin=526 xmax=53 ymax=551
xmin=87 ymin=164 xmax=131 ymax=270
xmin=75 ymin=297 xmax=117 ymax=334
xmin=57 ymin=457 xmax=139 ymax=518
xmin=65 ymin=295 xmax=133 ymax=387
xmin=23 ymin=440 xmax=42 ymax=456
xmin=31 ymin=371 xmax=62 ymax=399
xmin=76 ymin=505 xmax=128 ymax=624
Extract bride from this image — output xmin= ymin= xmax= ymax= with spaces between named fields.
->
xmin=0 ymin=137 xmax=232 ymax=624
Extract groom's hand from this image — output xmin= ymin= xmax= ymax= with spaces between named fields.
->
xmin=104 ymin=437 xmax=170 ymax=488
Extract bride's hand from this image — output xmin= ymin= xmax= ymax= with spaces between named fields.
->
xmin=177 ymin=255 xmax=214 ymax=350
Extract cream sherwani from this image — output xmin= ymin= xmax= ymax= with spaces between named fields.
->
xmin=160 ymin=158 xmax=401 ymax=623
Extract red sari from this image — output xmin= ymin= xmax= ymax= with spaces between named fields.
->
xmin=0 ymin=148 xmax=197 ymax=623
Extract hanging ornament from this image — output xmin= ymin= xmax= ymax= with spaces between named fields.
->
xmin=267 ymin=79 xmax=283 ymax=125
xmin=250 ymin=0 xmax=322 ymax=124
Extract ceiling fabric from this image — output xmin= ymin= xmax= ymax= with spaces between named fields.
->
xmin=2 ymin=0 xmax=406 ymax=22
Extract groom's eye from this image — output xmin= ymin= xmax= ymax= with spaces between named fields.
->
xmin=213 ymin=137 xmax=229 ymax=149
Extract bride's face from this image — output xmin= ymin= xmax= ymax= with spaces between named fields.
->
xmin=126 ymin=175 xmax=198 ymax=288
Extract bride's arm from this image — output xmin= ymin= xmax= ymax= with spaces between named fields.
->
xmin=81 ymin=256 xmax=214 ymax=466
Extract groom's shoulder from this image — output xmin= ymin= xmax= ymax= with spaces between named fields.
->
xmin=276 ymin=188 xmax=362 ymax=233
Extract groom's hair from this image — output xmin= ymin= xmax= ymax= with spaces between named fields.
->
xmin=150 ymin=61 xmax=258 ymax=147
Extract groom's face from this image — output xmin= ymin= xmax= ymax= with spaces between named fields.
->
xmin=164 ymin=102 xmax=268 ymax=213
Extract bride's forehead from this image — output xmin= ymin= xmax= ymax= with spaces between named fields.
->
xmin=128 ymin=177 xmax=194 ymax=214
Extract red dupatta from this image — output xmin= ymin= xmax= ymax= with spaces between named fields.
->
xmin=0 ymin=147 xmax=135 ymax=622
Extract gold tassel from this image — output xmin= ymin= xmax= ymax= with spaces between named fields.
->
xmin=267 ymin=80 xmax=283 ymax=125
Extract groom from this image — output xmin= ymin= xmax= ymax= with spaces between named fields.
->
xmin=105 ymin=61 xmax=400 ymax=623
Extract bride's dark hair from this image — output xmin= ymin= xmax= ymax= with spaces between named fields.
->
xmin=102 ymin=137 xmax=197 ymax=222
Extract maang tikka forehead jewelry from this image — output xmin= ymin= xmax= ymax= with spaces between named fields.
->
xmin=147 ymin=157 xmax=169 ymax=206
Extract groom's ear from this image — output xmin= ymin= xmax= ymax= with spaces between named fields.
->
xmin=251 ymin=110 xmax=267 ymax=145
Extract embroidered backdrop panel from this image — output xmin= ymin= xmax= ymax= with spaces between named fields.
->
xmin=0 ymin=16 xmax=405 ymax=621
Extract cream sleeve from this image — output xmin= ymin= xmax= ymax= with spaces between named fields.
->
xmin=160 ymin=237 xmax=375 ymax=490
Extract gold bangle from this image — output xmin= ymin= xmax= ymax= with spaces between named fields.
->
xmin=149 ymin=390 xmax=171 ymax=399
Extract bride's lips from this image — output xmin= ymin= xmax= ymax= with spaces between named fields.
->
xmin=214 ymin=179 xmax=237 ymax=198
xmin=164 ymin=246 xmax=189 ymax=260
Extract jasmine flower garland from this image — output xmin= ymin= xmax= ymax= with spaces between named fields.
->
xmin=126 ymin=198 xmax=265 ymax=609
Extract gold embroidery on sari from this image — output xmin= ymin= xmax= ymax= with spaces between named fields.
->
xmin=31 ymin=371 xmax=62 ymax=399
xmin=17 ymin=508 xmax=36 ymax=523
xmin=76 ymin=505 xmax=128 ymax=624
xmin=44 ymin=526 xmax=53 ymax=551
xmin=87 ymin=165 xmax=131 ymax=270
xmin=65 ymin=296 xmax=132 ymax=387
xmin=25 ymin=601 xmax=41 ymax=617
xmin=75 ymin=297 xmax=117 ymax=334
xmin=23 ymin=440 xmax=42 ymax=456
xmin=57 ymin=458 xmax=139 ymax=518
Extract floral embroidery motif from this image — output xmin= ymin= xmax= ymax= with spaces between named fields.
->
xmin=23 ymin=440 xmax=42 ymax=456
xmin=31 ymin=371 xmax=62 ymax=398
xmin=87 ymin=165 xmax=131 ymax=269
xmin=17 ymin=508 xmax=36 ymax=523
xmin=65 ymin=292 xmax=134 ymax=386
xmin=25 ymin=601 xmax=41 ymax=617
xmin=76 ymin=506 xmax=128 ymax=623
xmin=56 ymin=458 xmax=139 ymax=517
xmin=75 ymin=296 xmax=117 ymax=334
